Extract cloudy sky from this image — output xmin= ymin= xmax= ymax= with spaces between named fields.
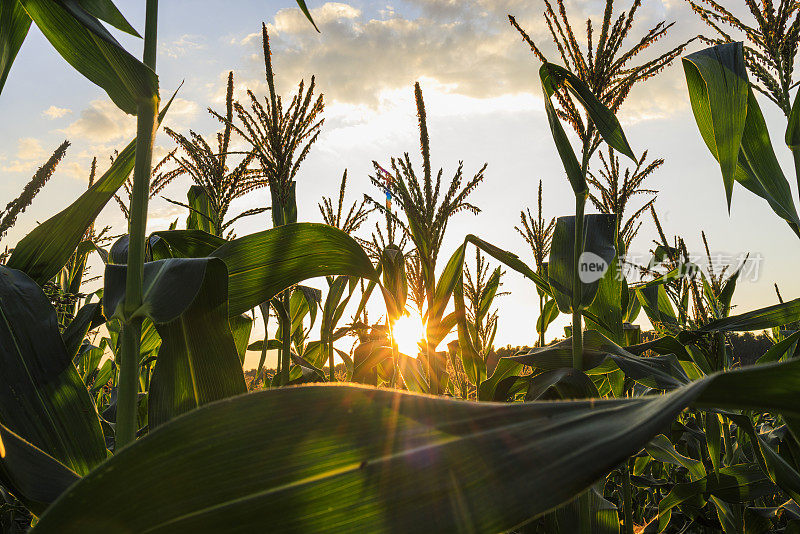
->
xmin=2 ymin=0 xmax=798 ymax=366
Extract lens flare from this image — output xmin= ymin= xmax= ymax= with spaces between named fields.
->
xmin=392 ymin=312 xmax=426 ymax=357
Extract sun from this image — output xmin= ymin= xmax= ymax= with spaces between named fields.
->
xmin=391 ymin=311 xmax=426 ymax=357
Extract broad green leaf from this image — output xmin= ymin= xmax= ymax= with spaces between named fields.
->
xmin=211 ymin=223 xmax=378 ymax=317
xmin=710 ymin=495 xmax=744 ymax=534
xmin=7 ymin=91 xmax=177 ymax=284
xmin=758 ymin=330 xmax=800 ymax=364
xmin=20 ymin=0 xmax=157 ymax=115
xmin=104 ymin=259 xmax=246 ymax=428
xmin=380 ymin=245 xmax=407 ymax=319
xmin=549 ymin=214 xmax=617 ymax=313
xmin=33 ymin=357 xmax=800 ymax=532
xmin=637 ymin=283 xmax=678 ymax=331
xmin=185 ymin=185 xmax=218 ymax=235
xmin=230 ymin=314 xmax=252 ymax=364
xmin=0 ymin=0 xmax=31 ymax=93
xmin=683 ymin=42 xmax=749 ymax=209
xmin=0 ymin=422 xmax=80 ymax=516
xmin=738 ymin=89 xmax=800 ymax=229
xmin=658 ymin=464 xmax=773 ymax=532
xmin=585 ymin=249 xmax=623 ymax=343
xmin=0 ymin=266 xmax=106 ymax=476
xmin=536 ymin=298 xmax=559 ymax=336
xmin=726 ymin=412 xmax=800 ymax=504
xmin=507 ymin=330 xmax=688 ymax=390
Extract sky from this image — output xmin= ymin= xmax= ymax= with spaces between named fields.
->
xmin=2 ymin=0 xmax=799 ymax=368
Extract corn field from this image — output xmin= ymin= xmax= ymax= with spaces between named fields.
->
xmin=2 ymin=0 xmax=800 ymax=532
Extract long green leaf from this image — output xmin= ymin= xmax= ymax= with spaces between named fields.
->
xmin=543 ymin=62 xmax=635 ymax=160
xmin=32 ymin=357 xmax=800 ymax=532
xmin=0 ymin=422 xmax=80 ymax=516
xmin=20 ymin=0 xmax=156 ymax=114
xmin=211 ymin=223 xmax=378 ymax=317
xmin=683 ymin=42 xmax=749 ymax=209
xmin=0 ymin=266 xmax=106 ymax=476
xmin=549 ymin=214 xmax=617 ymax=313
xmin=507 ymin=330 xmax=688 ymax=390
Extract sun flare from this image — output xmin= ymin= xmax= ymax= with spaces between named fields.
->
xmin=391 ymin=312 xmax=426 ymax=357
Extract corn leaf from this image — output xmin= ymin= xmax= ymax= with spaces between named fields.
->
xmin=542 ymin=62 xmax=635 ymax=160
xmin=549 ymin=214 xmax=617 ymax=313
xmin=0 ymin=267 xmax=106 ymax=477
xmin=104 ymin=259 xmax=246 ymax=429
xmin=683 ymin=42 xmax=749 ymax=209
xmin=19 ymin=0 xmax=156 ymax=115
xmin=211 ymin=223 xmax=378 ymax=317
xmin=0 ymin=422 xmax=80 ymax=516
xmin=151 ymin=230 xmax=226 ymax=260
xmin=75 ymin=0 xmax=139 ymax=37
xmin=0 ymin=0 xmax=31 ymax=93
xmin=540 ymin=64 xmax=586 ymax=195
xmin=31 ymin=358 xmax=800 ymax=533
xmin=507 ymin=330 xmax=688 ymax=390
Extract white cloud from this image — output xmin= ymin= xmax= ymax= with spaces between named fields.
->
xmin=59 ymin=99 xmax=134 ymax=144
xmin=42 ymin=105 xmax=72 ymax=119
xmin=163 ymin=34 xmax=206 ymax=59
xmin=226 ymin=0 xmax=697 ymax=123
xmin=16 ymin=137 xmax=47 ymax=160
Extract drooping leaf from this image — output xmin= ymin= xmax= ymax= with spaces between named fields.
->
xmin=645 ymin=434 xmax=706 ymax=481
xmin=150 ymin=230 xmax=226 ymax=260
xmin=19 ymin=0 xmax=157 ymax=115
xmin=75 ymin=0 xmax=140 ymax=36
xmin=478 ymin=359 xmax=523 ymax=401
xmin=211 ymin=223 xmax=378 ymax=317
xmin=693 ymin=297 xmax=800 ymax=334
xmin=0 ymin=0 xmax=31 ymax=93
xmin=683 ymin=42 xmax=749 ymax=209
xmin=507 ymin=330 xmax=688 ymax=390
xmin=542 ymin=62 xmax=635 ymax=160
xmin=525 ymin=367 xmax=599 ymax=401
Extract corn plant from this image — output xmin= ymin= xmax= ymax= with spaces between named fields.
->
xmin=516 ymin=180 xmax=557 ymax=347
xmin=5 ymin=3 xmax=800 ymax=533
xmin=214 ymin=23 xmax=323 ymax=385
xmin=366 ymin=82 xmax=486 ymax=392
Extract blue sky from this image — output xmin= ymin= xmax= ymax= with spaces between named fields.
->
xmin=2 ymin=1 xmax=799 ymax=366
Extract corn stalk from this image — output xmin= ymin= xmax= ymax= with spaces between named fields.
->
xmin=116 ymin=0 xmax=159 ymax=449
